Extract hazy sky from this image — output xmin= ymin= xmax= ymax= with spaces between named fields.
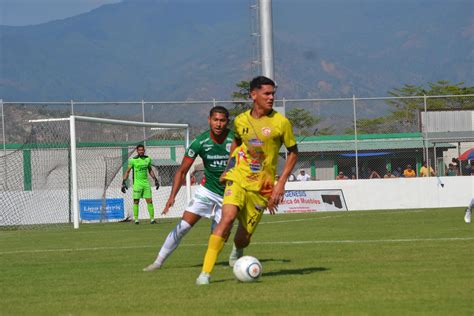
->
xmin=0 ymin=0 xmax=122 ymax=26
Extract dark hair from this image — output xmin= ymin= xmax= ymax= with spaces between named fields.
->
xmin=136 ymin=144 xmax=145 ymax=150
xmin=249 ymin=76 xmax=276 ymax=92
xmin=209 ymin=106 xmax=229 ymax=119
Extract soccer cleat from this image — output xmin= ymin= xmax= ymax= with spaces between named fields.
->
xmin=150 ymin=220 xmax=156 ymax=224
xmin=196 ymin=272 xmax=210 ymax=285
xmin=134 ymin=220 xmax=139 ymax=225
xmin=143 ymin=262 xmax=161 ymax=272
xmin=229 ymin=246 xmax=244 ymax=268
xmin=465 ymin=208 xmax=471 ymax=224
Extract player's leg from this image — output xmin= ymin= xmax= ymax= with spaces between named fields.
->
xmin=132 ymin=185 xmax=144 ymax=224
xmin=143 ymin=185 xmax=155 ymax=224
xmin=132 ymin=200 xmax=140 ymax=224
xmin=143 ymin=211 xmax=201 ymax=271
xmin=229 ymin=190 xmax=268 ymax=266
xmin=144 ymin=186 xmax=221 ymax=271
xmin=197 ymin=203 xmax=239 ymax=285
xmin=465 ymin=198 xmax=473 ymax=224
xmin=229 ymin=223 xmax=249 ymax=267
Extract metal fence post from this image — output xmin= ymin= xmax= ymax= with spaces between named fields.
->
xmin=70 ymin=99 xmax=74 ymax=115
xmin=142 ymin=100 xmax=146 ymax=145
xmin=423 ymin=95 xmax=429 ymax=170
xmin=352 ymin=95 xmax=359 ymax=179
xmin=1 ymin=99 xmax=6 ymax=189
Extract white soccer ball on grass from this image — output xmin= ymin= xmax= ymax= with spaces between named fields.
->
xmin=233 ymin=256 xmax=262 ymax=282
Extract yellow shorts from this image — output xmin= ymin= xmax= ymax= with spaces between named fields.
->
xmin=223 ymin=180 xmax=269 ymax=234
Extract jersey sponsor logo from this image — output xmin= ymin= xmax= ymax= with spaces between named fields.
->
xmin=226 ymin=181 xmax=233 ymax=186
xmin=249 ymin=138 xmax=264 ymax=147
xmin=226 ymin=143 xmax=231 ymax=152
xmin=249 ymin=160 xmax=262 ymax=172
xmin=187 ymin=149 xmax=196 ymax=157
xmin=261 ymin=127 xmax=271 ymax=136
xmin=206 ymin=154 xmax=228 ymax=159
xmin=209 ymin=160 xmax=227 ymax=168
xmin=225 ymin=189 xmax=233 ymax=196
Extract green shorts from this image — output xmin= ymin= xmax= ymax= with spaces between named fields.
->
xmin=132 ymin=184 xmax=152 ymax=200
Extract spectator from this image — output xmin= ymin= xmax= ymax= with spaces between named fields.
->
xmin=403 ymin=164 xmax=416 ymax=177
xmin=384 ymin=170 xmax=396 ymax=178
xmin=369 ymin=170 xmax=381 ymax=179
xmin=469 ymin=161 xmax=474 ymax=176
xmin=446 ymin=163 xmax=457 ymax=176
xmin=392 ymin=167 xmax=402 ymax=177
xmin=336 ymin=171 xmax=348 ymax=180
xmin=296 ymin=169 xmax=311 ymax=181
xmin=419 ymin=161 xmax=436 ymax=177
xmin=452 ymin=158 xmax=460 ymax=174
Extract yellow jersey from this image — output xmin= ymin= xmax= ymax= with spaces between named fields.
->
xmin=224 ymin=109 xmax=296 ymax=194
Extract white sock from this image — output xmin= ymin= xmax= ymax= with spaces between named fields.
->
xmin=154 ymin=220 xmax=192 ymax=266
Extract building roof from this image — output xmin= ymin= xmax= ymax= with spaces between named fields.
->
xmin=293 ymin=132 xmax=454 ymax=153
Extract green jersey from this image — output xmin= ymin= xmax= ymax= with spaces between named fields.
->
xmin=185 ymin=129 xmax=234 ymax=196
xmin=128 ymin=155 xmax=152 ymax=187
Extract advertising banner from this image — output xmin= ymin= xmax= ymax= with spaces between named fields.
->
xmin=79 ymin=198 xmax=125 ymax=221
xmin=278 ymin=189 xmax=348 ymax=213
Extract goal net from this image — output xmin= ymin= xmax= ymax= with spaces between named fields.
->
xmin=0 ymin=115 xmax=189 ymax=230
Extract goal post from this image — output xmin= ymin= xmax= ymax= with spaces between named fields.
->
xmin=20 ymin=115 xmax=190 ymax=230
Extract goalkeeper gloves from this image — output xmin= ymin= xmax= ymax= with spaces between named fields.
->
xmin=154 ymin=178 xmax=160 ymax=190
xmin=121 ymin=180 xmax=128 ymax=193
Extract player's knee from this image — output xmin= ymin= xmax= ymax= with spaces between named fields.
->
xmin=234 ymin=233 xmax=251 ymax=248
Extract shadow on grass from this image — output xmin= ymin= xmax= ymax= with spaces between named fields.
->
xmin=263 ymin=266 xmax=329 ymax=277
xmin=191 ymin=258 xmax=291 ymax=268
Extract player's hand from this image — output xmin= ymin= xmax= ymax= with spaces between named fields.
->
xmin=161 ymin=198 xmax=175 ymax=215
xmin=267 ymin=181 xmax=285 ymax=214
xmin=267 ymin=200 xmax=278 ymax=215
xmin=121 ymin=180 xmax=128 ymax=193
xmin=154 ymin=178 xmax=160 ymax=190
xmin=219 ymin=172 xmax=227 ymax=184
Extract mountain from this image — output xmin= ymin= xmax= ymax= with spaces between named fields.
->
xmin=1 ymin=0 xmax=473 ymax=104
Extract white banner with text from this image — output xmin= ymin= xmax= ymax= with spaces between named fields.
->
xmin=278 ymin=189 xmax=348 ymax=213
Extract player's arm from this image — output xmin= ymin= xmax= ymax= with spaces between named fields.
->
xmin=148 ymin=166 xmax=160 ymax=189
xmin=268 ymin=145 xmax=298 ymax=213
xmin=162 ymin=157 xmax=194 ymax=215
xmin=121 ymin=165 xmax=132 ymax=193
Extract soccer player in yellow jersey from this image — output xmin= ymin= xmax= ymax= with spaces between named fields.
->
xmin=196 ymin=76 xmax=298 ymax=285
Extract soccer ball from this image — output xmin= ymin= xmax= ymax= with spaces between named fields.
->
xmin=233 ymin=256 xmax=262 ymax=282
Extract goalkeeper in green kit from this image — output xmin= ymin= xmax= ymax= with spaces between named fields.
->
xmin=122 ymin=144 xmax=160 ymax=224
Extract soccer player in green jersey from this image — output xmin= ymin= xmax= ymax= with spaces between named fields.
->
xmin=122 ymin=144 xmax=160 ymax=224
xmin=143 ymin=106 xmax=234 ymax=271
xmin=196 ymin=76 xmax=298 ymax=285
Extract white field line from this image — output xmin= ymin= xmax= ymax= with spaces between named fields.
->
xmin=1 ymin=236 xmax=473 ymax=255
xmin=0 ymin=208 xmax=434 ymax=238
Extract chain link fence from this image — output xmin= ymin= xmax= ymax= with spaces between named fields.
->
xmin=1 ymin=94 xmax=473 ymax=185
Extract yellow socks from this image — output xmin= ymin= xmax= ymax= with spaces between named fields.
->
xmin=202 ymin=234 xmax=225 ymax=273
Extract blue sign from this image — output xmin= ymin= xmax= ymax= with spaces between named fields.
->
xmin=79 ymin=198 xmax=125 ymax=221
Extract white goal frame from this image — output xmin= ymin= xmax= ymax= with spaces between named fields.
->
xmin=29 ymin=115 xmax=190 ymax=229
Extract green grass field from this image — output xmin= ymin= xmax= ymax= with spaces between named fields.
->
xmin=1 ymin=208 xmax=473 ymax=315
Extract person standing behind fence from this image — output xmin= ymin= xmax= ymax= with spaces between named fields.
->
xmin=296 ymin=169 xmax=311 ymax=181
xmin=419 ymin=161 xmax=436 ymax=177
xmin=403 ymin=164 xmax=416 ymax=178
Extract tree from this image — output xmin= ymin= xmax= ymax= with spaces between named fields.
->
xmin=356 ymin=81 xmax=474 ymax=134
xmin=230 ymin=80 xmax=252 ymax=119
xmin=286 ymin=107 xmax=334 ymax=136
